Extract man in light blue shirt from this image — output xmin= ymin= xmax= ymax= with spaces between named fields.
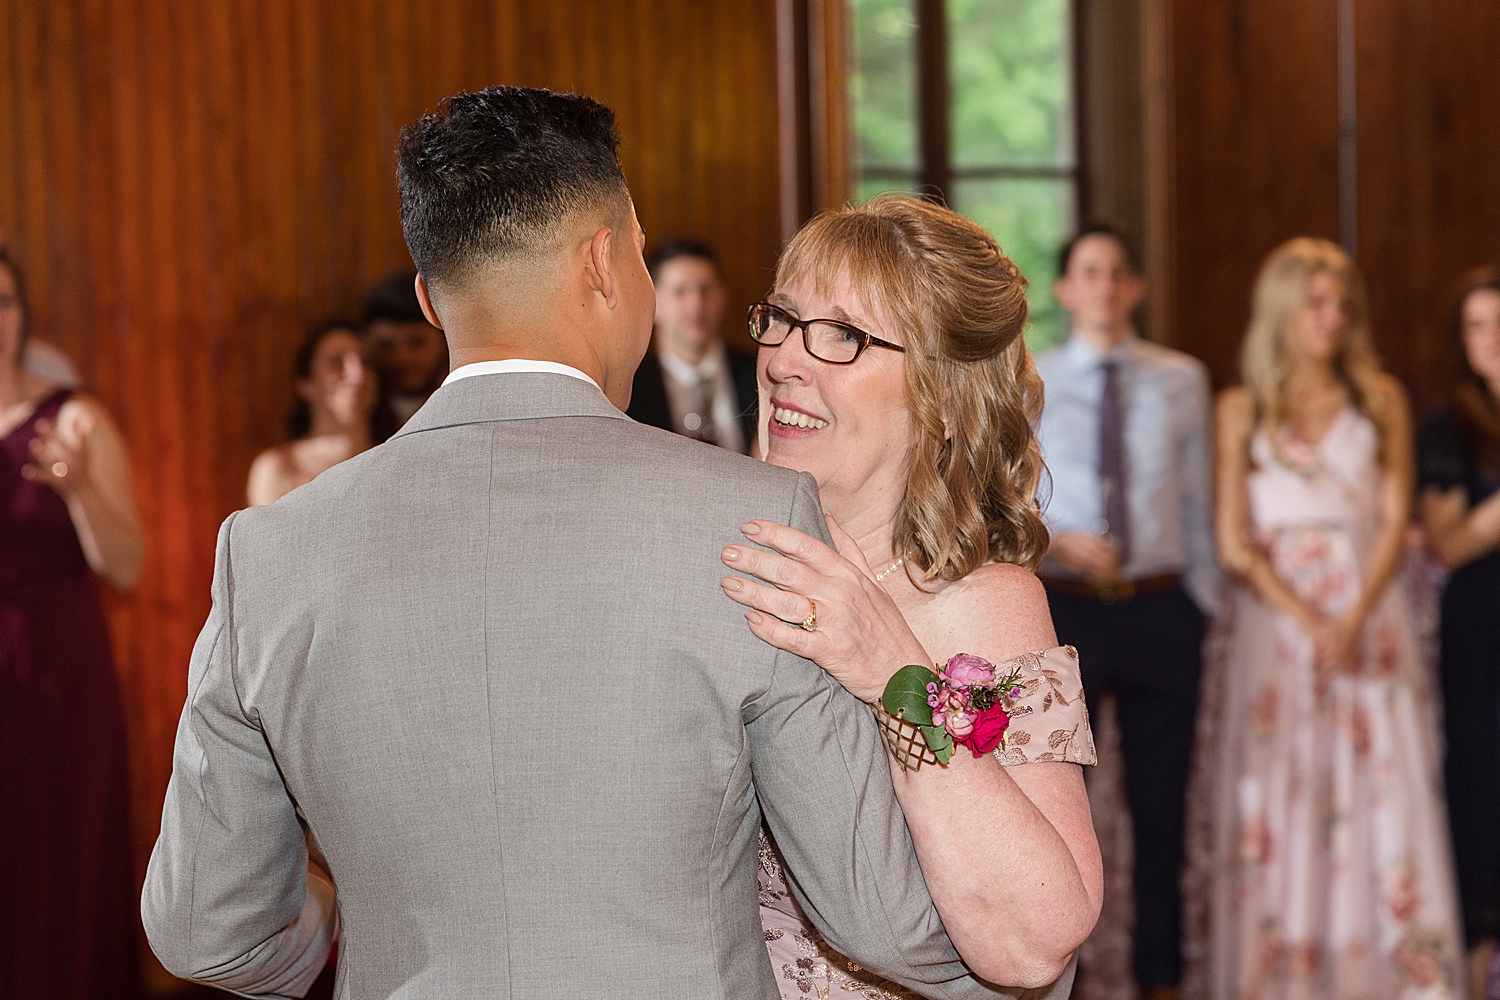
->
xmin=1034 ymin=225 xmax=1217 ymax=1000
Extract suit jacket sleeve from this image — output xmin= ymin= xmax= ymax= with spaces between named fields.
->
xmin=142 ymin=514 xmax=338 ymax=999
xmin=745 ymin=475 xmax=1071 ymax=1000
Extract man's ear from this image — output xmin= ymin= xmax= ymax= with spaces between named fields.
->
xmin=582 ymin=226 xmax=616 ymax=306
xmin=414 ymin=273 xmax=443 ymax=330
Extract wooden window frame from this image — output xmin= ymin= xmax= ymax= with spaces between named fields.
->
xmin=780 ymin=0 xmax=1084 ymax=240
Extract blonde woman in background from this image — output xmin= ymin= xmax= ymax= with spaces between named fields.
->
xmin=1204 ymin=238 xmax=1462 ymax=999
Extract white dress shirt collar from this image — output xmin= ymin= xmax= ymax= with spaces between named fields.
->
xmin=656 ymin=342 xmax=726 ymax=386
xmin=441 ymin=358 xmax=602 ymax=391
xmin=1063 ymin=330 xmax=1139 ymax=367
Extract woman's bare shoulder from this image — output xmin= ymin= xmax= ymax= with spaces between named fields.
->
xmin=246 ymin=445 xmax=299 ymax=506
xmin=926 ymin=562 xmax=1057 ymax=664
xmin=1215 ymin=385 xmax=1253 ymax=421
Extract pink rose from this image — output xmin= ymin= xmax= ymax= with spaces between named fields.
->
xmin=942 ymin=653 xmax=996 ymax=689
xmin=930 ymin=687 xmax=974 ymax=737
xmin=956 ymin=704 xmax=1010 ymax=757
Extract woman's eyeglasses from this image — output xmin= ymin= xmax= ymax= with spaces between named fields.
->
xmin=747 ymin=302 xmax=906 ymax=365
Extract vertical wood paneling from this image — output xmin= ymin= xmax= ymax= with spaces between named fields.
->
xmin=1167 ymin=0 xmax=1341 ymax=387
xmin=1162 ymin=0 xmax=1500 ymax=405
xmin=0 ymin=2 xmax=782 ymax=989
xmin=1353 ymin=1 xmax=1500 ymax=413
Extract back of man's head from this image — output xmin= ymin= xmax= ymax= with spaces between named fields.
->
xmin=396 ymin=87 xmax=629 ymax=294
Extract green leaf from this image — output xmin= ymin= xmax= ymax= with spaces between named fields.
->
xmin=920 ymin=724 xmax=954 ymax=765
xmin=882 ymin=664 xmax=937 ymax=726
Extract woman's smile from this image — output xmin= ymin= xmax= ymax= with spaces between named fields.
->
xmin=768 ymin=398 xmax=830 ymax=435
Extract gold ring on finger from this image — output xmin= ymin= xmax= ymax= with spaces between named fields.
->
xmin=51 ymin=461 xmax=69 ymax=478
xmin=799 ymin=599 xmax=817 ymax=632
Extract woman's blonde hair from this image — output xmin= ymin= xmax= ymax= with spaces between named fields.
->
xmin=1241 ymin=237 xmax=1386 ymax=440
xmin=773 ymin=193 xmax=1048 ymax=578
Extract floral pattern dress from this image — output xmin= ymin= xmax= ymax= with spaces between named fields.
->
xmin=757 ymin=645 xmax=1096 ymax=999
xmin=1200 ymin=408 xmax=1463 ymax=1000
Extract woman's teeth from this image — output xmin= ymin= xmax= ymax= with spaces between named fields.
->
xmin=773 ymin=406 xmax=828 ymax=430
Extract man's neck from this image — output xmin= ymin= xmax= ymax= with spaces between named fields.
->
xmin=1073 ymin=322 xmax=1134 ymax=353
xmin=449 ymin=343 xmax=606 ymax=385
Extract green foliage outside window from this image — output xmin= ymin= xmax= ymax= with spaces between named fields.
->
xmin=848 ymin=0 xmax=1076 ymax=352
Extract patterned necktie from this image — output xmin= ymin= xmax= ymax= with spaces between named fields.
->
xmin=1098 ymin=359 xmax=1130 ymax=566
xmin=684 ymin=376 xmax=721 ymax=445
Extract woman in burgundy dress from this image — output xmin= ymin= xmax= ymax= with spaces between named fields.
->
xmin=0 ymin=249 xmax=144 ymax=998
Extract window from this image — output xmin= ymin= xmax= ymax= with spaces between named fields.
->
xmin=849 ymin=0 xmax=1078 ymax=349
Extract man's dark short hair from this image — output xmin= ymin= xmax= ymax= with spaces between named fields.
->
xmin=1057 ymin=224 xmax=1142 ymax=277
xmin=397 ymin=86 xmax=628 ymax=286
xmin=362 ymin=271 xmax=428 ymax=327
xmin=646 ymin=238 xmax=721 ymax=281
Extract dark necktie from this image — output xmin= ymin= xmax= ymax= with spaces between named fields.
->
xmin=1098 ymin=359 xmax=1130 ymax=566
xmin=684 ymin=376 xmax=721 ymax=445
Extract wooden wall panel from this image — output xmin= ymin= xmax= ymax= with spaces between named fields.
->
xmin=1354 ymin=1 xmax=1500 ymax=414
xmin=1161 ymin=0 xmax=1500 ymax=408
xmin=0 ymin=2 xmax=781 ymax=990
xmin=1167 ymin=0 xmax=1340 ymax=386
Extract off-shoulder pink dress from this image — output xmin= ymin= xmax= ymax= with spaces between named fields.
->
xmin=757 ymin=645 xmax=1096 ymax=999
xmin=1201 ymin=408 xmax=1463 ymax=1000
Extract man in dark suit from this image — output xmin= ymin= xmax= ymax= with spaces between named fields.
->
xmin=627 ymin=238 xmax=759 ymax=453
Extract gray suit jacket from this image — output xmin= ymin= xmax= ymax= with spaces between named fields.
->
xmin=144 ymin=373 xmax=1072 ymax=1000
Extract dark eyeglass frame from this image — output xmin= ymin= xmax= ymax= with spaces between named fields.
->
xmin=746 ymin=302 xmax=906 ymax=365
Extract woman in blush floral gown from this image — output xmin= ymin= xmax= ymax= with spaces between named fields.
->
xmin=718 ymin=195 xmax=1100 ymax=999
xmin=1203 ymin=238 xmax=1462 ymax=1000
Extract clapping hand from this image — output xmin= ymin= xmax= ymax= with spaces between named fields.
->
xmin=720 ymin=515 xmax=929 ymax=703
xmin=22 ymin=414 xmax=93 ymax=497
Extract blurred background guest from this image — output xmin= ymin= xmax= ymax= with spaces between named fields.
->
xmin=247 ymin=320 xmax=390 ymax=507
xmin=0 ymin=248 xmax=144 ymax=999
xmin=1419 ymin=266 xmax=1500 ymax=998
xmin=363 ymin=270 xmax=447 ymax=427
xmin=1035 ymin=224 xmax=1217 ymax=1000
xmin=627 ymin=238 xmax=757 ymax=452
xmin=1206 ymin=238 xmax=1460 ymax=1000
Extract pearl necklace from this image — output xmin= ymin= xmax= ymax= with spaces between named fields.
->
xmin=875 ymin=558 xmax=904 ymax=583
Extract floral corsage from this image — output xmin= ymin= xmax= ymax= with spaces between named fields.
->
xmin=875 ymin=654 xmax=1023 ymax=770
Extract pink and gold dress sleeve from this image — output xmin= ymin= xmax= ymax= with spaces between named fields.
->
xmin=992 ymin=645 xmax=1096 ymax=766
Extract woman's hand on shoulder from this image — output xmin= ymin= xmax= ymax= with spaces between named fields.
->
xmin=720 ymin=515 xmax=929 ymax=703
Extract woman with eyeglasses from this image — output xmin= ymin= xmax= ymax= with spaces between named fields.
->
xmin=719 ymin=194 xmax=1101 ymax=996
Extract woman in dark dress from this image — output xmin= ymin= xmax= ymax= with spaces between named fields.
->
xmin=0 ymin=249 xmax=144 ymax=998
xmin=1418 ymin=265 xmax=1500 ymax=1000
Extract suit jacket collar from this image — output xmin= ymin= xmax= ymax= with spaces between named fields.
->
xmin=392 ymin=371 xmax=628 ymax=439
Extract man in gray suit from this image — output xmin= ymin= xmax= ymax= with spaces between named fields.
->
xmin=143 ymin=87 xmax=1063 ymax=999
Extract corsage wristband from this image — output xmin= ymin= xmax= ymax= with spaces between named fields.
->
xmin=874 ymin=654 xmax=1023 ymax=772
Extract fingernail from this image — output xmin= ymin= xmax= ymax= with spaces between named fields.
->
xmin=721 ymin=577 xmax=743 ymax=592
xmin=741 ymin=522 xmax=761 ymax=535
xmin=746 ymin=612 xmax=764 ymax=624
xmin=722 ymin=547 xmax=740 ymax=561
